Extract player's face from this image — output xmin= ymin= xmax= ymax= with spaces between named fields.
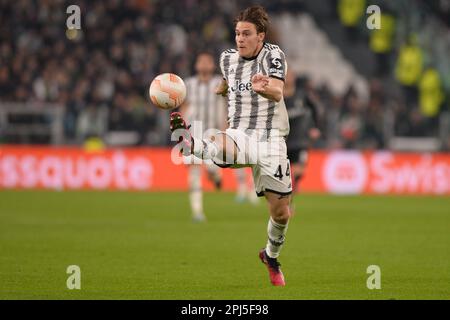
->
xmin=195 ymin=54 xmax=215 ymax=75
xmin=235 ymin=22 xmax=265 ymax=58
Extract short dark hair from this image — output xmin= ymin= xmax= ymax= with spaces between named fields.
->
xmin=234 ymin=5 xmax=270 ymax=34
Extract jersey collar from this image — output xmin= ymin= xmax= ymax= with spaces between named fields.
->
xmin=241 ymin=42 xmax=265 ymax=61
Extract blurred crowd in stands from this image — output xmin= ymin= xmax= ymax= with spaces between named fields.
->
xmin=0 ymin=0 xmax=448 ymax=149
xmin=334 ymin=0 xmax=449 ymax=149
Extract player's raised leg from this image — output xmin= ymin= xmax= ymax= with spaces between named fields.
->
xmin=170 ymin=112 xmax=239 ymax=166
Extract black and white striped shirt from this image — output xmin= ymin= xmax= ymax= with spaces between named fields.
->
xmin=219 ymin=42 xmax=289 ymax=138
xmin=184 ymin=75 xmax=227 ymax=130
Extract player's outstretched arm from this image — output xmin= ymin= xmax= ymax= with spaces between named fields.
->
xmin=215 ymin=79 xmax=229 ymax=96
xmin=251 ymin=74 xmax=284 ymax=102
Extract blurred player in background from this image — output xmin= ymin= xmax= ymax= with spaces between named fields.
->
xmin=171 ymin=6 xmax=292 ymax=286
xmin=181 ymin=53 xmax=257 ymax=222
xmin=234 ymin=168 xmax=259 ymax=204
xmin=284 ymin=70 xmax=321 ymax=212
xmin=180 ymin=52 xmax=225 ymax=222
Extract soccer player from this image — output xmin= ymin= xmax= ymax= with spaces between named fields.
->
xmin=180 ymin=52 xmax=226 ymax=222
xmin=170 ymin=5 xmax=291 ymax=286
xmin=284 ymin=71 xmax=321 ymax=207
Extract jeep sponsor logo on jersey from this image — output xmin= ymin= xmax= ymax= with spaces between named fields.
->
xmin=229 ymin=79 xmax=252 ymax=93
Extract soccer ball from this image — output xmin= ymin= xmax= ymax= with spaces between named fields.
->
xmin=149 ymin=73 xmax=186 ymax=110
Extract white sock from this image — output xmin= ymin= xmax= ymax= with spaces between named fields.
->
xmin=207 ymin=165 xmax=221 ymax=185
xmin=188 ymin=166 xmax=203 ymax=218
xmin=235 ymin=168 xmax=247 ymax=198
xmin=265 ymin=217 xmax=289 ymax=258
xmin=192 ymin=137 xmax=218 ymax=161
xmin=248 ymin=188 xmax=259 ymax=204
xmin=189 ymin=191 xmax=203 ymax=218
xmin=247 ymin=171 xmax=259 ymax=204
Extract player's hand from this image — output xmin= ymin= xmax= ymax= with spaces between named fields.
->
xmin=251 ymin=74 xmax=269 ymax=93
xmin=309 ymin=128 xmax=321 ymax=140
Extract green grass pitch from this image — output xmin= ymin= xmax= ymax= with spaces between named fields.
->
xmin=0 ymin=190 xmax=449 ymax=299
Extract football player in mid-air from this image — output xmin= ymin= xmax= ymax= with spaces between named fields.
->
xmin=170 ymin=5 xmax=291 ymax=286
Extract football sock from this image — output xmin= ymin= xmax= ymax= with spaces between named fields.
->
xmin=188 ymin=166 xmax=203 ymax=218
xmin=265 ymin=217 xmax=289 ymax=259
xmin=235 ymin=168 xmax=247 ymax=199
xmin=206 ymin=166 xmax=222 ymax=189
xmin=247 ymin=171 xmax=259 ymax=204
xmin=189 ymin=191 xmax=203 ymax=219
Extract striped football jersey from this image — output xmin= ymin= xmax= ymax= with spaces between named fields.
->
xmin=219 ymin=42 xmax=289 ymax=138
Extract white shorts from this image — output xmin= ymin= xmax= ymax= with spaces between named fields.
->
xmin=215 ymin=128 xmax=292 ymax=197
